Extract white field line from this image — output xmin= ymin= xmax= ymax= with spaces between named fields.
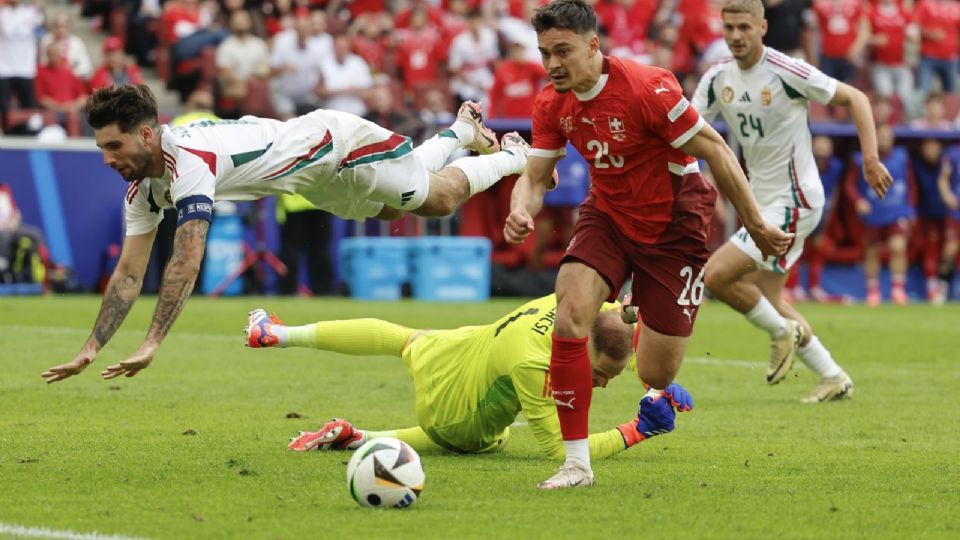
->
xmin=0 ymin=522 xmax=149 ymax=540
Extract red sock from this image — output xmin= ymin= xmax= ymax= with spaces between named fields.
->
xmin=550 ymin=334 xmax=592 ymax=441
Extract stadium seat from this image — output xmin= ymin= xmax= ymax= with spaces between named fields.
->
xmin=241 ymin=77 xmax=277 ymax=119
xmin=943 ymin=93 xmax=960 ymax=123
xmin=4 ymin=109 xmax=58 ymax=134
xmin=410 ymin=81 xmax=454 ymax=113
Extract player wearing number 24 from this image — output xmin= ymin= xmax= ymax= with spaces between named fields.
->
xmin=692 ymin=0 xmax=891 ymax=403
xmin=502 ymin=0 xmax=793 ymax=489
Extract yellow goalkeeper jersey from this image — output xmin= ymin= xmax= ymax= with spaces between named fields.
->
xmin=402 ymin=294 xmax=628 ymax=459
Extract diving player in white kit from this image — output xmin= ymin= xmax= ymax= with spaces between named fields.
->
xmin=41 ymin=84 xmax=540 ymax=384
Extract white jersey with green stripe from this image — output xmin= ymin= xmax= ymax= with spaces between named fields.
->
xmin=124 ymin=110 xmax=410 ymax=235
xmin=692 ymin=47 xmax=836 ymax=210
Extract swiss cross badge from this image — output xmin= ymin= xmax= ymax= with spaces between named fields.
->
xmin=608 ymin=116 xmax=625 ymax=134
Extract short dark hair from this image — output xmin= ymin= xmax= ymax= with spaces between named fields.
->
xmin=86 ymin=84 xmax=158 ymax=133
xmin=531 ymin=0 xmax=597 ymax=35
xmin=591 ymin=311 xmax=633 ymax=363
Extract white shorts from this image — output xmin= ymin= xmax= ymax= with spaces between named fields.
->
xmin=298 ymin=110 xmax=430 ymax=220
xmin=730 ymin=205 xmax=822 ymax=274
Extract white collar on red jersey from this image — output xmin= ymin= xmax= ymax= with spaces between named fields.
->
xmin=574 ymin=57 xmax=610 ymax=101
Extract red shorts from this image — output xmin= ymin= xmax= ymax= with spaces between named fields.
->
xmin=563 ymin=203 xmax=712 ymax=337
xmin=864 ymin=218 xmax=910 ymax=245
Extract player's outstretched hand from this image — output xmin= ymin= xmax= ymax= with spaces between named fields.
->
xmin=749 ymin=221 xmax=794 ymax=259
xmin=101 ymin=346 xmax=156 ymax=379
xmin=503 ymin=208 xmax=535 ymax=245
xmin=863 ymin=158 xmax=893 ymax=199
xmin=41 ymin=351 xmax=95 ymax=383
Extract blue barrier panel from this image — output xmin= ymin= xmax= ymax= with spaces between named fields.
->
xmin=338 ymin=237 xmax=410 ymax=300
xmin=409 ymin=236 xmax=491 ymax=302
xmin=1 ymin=140 xmax=126 ymax=290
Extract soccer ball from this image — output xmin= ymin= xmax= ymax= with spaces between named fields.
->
xmin=346 ymin=437 xmax=425 ymax=509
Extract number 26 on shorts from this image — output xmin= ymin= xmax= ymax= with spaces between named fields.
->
xmin=677 ymin=265 xmax=704 ymax=306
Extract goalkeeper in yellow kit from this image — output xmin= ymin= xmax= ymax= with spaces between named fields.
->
xmin=245 ymin=295 xmax=693 ymax=459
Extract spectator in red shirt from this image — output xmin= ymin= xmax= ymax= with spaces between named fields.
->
xmin=914 ymin=0 xmax=960 ymax=96
xmin=395 ymin=6 xmax=447 ymax=94
xmin=487 ymin=33 xmax=547 ymax=119
xmin=868 ymin=0 xmax=916 ymax=118
xmin=811 ymin=0 xmax=869 ymax=83
xmin=35 ymin=42 xmax=88 ymax=116
xmin=90 ymin=37 xmax=145 ymax=91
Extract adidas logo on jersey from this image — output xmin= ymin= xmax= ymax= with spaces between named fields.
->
xmin=739 ymin=92 xmax=752 ymax=103
xmin=400 ymin=190 xmax=416 ymax=206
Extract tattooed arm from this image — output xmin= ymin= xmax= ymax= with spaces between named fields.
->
xmin=101 ymin=219 xmax=210 ymax=380
xmin=41 ymin=230 xmax=157 ymax=383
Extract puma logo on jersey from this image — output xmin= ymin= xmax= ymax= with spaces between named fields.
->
xmin=739 ymin=92 xmax=752 ymax=103
xmin=654 ymin=82 xmax=669 ymax=94
xmin=683 ymin=307 xmax=694 ymax=323
xmin=581 ymin=117 xmax=595 ymax=127
xmin=400 ymin=190 xmax=416 ymax=206
xmin=554 ymin=396 xmax=576 ymax=409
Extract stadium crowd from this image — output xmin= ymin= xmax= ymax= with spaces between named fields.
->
xmin=0 ymin=0 xmax=958 ymax=303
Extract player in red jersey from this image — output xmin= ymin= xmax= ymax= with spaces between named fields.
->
xmin=504 ymin=0 xmax=793 ymax=489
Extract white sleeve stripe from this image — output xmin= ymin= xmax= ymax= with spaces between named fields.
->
xmin=668 ymin=97 xmax=690 ymax=123
xmin=670 ymin=116 xmax=705 ymax=148
xmin=668 ymin=161 xmax=701 ymax=175
xmin=530 ymin=147 xmax=566 ymax=158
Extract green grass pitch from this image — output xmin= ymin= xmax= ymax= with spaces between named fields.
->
xmin=1 ymin=296 xmax=958 ymax=539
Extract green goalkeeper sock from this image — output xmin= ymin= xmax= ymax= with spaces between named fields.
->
xmin=363 ymin=427 xmax=443 ymax=453
xmin=286 ymin=319 xmax=415 ymax=356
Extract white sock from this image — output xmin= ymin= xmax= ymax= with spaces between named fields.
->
xmin=449 ymin=151 xmax=526 ymax=196
xmin=797 ymin=335 xmax=842 ymax=378
xmin=744 ymin=296 xmax=787 ymax=338
xmin=270 ymin=325 xmax=290 ymax=347
xmin=563 ymin=438 xmax=591 ymax=472
xmin=412 ymin=128 xmax=464 ymax=172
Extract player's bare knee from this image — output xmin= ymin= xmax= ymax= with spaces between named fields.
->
xmin=703 ymin=264 xmax=731 ymax=297
xmin=416 ymin=190 xmax=458 ymax=217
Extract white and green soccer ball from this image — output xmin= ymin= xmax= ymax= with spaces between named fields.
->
xmin=346 ymin=437 xmax=425 ymax=509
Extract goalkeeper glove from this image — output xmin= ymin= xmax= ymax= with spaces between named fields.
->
xmin=617 ymin=383 xmax=694 ymax=448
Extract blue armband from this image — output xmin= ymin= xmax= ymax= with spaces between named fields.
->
xmin=175 ymin=195 xmax=214 ymax=226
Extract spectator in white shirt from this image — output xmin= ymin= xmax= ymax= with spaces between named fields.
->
xmin=216 ymin=10 xmax=269 ymax=102
xmin=447 ymin=9 xmax=498 ymax=103
xmin=316 ymin=33 xmax=373 ymax=117
xmin=0 ymin=0 xmax=44 ymax=114
xmin=39 ymin=12 xmax=93 ymax=80
xmin=269 ymin=11 xmax=328 ymax=119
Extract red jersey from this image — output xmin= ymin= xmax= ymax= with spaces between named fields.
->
xmin=488 ymin=60 xmax=547 ymax=119
xmin=869 ymin=3 xmax=911 ymax=64
xmin=531 ymin=57 xmax=715 ymax=245
xmin=89 ymin=64 xmax=144 ymax=91
xmin=812 ymin=0 xmax=865 ymax=58
xmin=395 ymin=26 xmax=446 ymax=90
xmin=35 ymin=63 xmax=87 ymax=104
xmin=915 ymin=0 xmax=960 ymax=60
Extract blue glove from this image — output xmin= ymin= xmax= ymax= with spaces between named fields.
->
xmin=663 ymin=382 xmax=694 ymax=412
xmin=635 ymin=388 xmax=677 ymax=439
